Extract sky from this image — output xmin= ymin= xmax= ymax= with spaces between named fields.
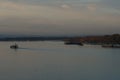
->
xmin=0 ymin=0 xmax=120 ymax=36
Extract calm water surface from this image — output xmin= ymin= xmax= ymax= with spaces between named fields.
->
xmin=0 ymin=41 xmax=120 ymax=80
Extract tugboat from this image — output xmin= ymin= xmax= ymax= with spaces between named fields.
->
xmin=64 ymin=40 xmax=83 ymax=46
xmin=10 ymin=43 xmax=19 ymax=49
xmin=102 ymin=44 xmax=120 ymax=48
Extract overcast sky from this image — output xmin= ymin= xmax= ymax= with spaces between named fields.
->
xmin=0 ymin=0 xmax=120 ymax=36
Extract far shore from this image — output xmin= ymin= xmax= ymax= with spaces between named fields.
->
xmin=0 ymin=34 xmax=120 ymax=46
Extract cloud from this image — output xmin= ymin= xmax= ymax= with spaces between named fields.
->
xmin=61 ymin=4 xmax=71 ymax=9
xmin=0 ymin=1 xmax=90 ymax=32
xmin=0 ymin=1 xmax=89 ymax=22
xmin=0 ymin=1 xmax=25 ymax=10
xmin=87 ymin=4 xmax=97 ymax=11
xmin=0 ymin=0 xmax=120 ymax=35
xmin=101 ymin=0 xmax=120 ymax=9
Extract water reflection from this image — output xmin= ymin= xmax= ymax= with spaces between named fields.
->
xmin=0 ymin=41 xmax=120 ymax=80
xmin=19 ymin=47 xmax=64 ymax=52
xmin=19 ymin=47 xmax=45 ymax=51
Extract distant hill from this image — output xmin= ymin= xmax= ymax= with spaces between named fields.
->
xmin=0 ymin=34 xmax=120 ymax=44
xmin=64 ymin=34 xmax=120 ymax=44
xmin=0 ymin=36 xmax=68 ymax=41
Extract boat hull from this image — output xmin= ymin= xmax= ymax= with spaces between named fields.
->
xmin=10 ymin=45 xmax=18 ymax=49
xmin=64 ymin=41 xmax=83 ymax=46
xmin=102 ymin=44 xmax=120 ymax=48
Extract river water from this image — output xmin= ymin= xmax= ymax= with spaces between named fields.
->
xmin=0 ymin=41 xmax=120 ymax=80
